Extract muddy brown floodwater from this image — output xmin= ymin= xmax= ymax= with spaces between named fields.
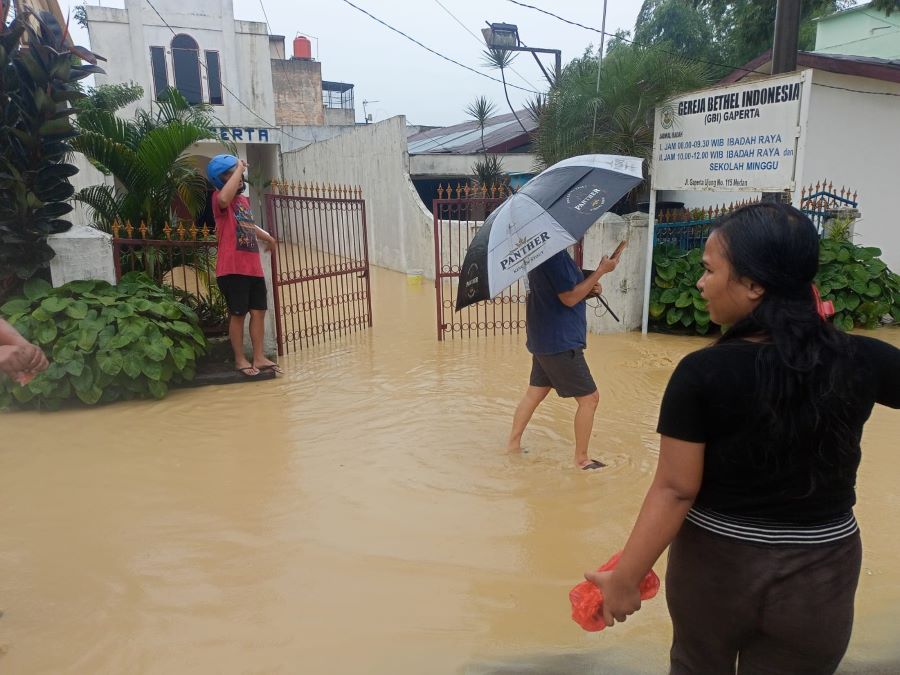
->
xmin=1 ymin=267 xmax=898 ymax=674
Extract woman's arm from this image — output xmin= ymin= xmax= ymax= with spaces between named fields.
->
xmin=585 ymin=435 xmax=704 ymax=626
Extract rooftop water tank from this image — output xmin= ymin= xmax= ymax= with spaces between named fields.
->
xmin=293 ymin=35 xmax=312 ymax=60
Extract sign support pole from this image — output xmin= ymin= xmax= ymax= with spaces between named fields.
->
xmin=641 ymin=189 xmax=657 ymax=335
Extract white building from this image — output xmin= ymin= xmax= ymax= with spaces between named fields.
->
xmin=82 ymin=0 xmax=357 ymax=222
xmin=661 ymin=50 xmax=900 ymax=270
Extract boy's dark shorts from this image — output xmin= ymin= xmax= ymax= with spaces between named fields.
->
xmin=216 ymin=274 xmax=267 ymax=316
xmin=529 ymin=348 xmax=597 ymax=398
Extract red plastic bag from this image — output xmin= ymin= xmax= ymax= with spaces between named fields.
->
xmin=569 ymin=551 xmax=660 ymax=632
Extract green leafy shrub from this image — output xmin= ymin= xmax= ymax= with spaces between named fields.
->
xmin=649 ymin=244 xmax=712 ymax=335
xmin=816 ymin=237 xmax=900 ymax=331
xmin=0 ymin=274 xmax=207 ymax=410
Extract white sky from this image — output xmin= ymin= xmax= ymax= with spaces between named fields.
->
xmin=58 ymin=0 xmax=646 ymax=126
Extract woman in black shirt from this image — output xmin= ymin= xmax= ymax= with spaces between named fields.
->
xmin=585 ymin=203 xmax=900 ymax=674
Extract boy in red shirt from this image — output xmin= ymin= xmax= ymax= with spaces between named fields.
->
xmin=207 ymin=154 xmax=279 ymax=376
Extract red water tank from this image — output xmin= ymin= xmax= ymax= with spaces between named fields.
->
xmin=293 ymin=35 xmax=312 ymax=60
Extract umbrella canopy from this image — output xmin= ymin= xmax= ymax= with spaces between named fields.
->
xmin=455 ymin=155 xmax=643 ymax=311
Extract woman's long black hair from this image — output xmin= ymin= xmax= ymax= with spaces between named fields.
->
xmin=710 ymin=203 xmax=858 ymax=477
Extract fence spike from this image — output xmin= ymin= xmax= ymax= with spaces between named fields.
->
xmin=125 ymin=221 xmax=134 ymax=238
xmin=162 ymin=222 xmax=172 ymax=240
xmin=111 ymin=221 xmax=121 ymax=238
xmin=189 ymin=223 xmax=198 ymax=240
xmin=139 ymin=221 xmax=149 ymax=238
xmin=176 ymin=222 xmax=186 ymax=240
xmin=201 ymin=224 xmax=210 ymax=239
xmin=852 ymin=190 xmax=857 ymax=202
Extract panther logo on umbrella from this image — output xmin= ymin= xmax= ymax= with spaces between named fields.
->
xmin=566 ymin=185 xmax=607 ymax=213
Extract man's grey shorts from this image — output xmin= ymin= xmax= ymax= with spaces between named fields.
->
xmin=529 ymin=348 xmax=597 ymax=398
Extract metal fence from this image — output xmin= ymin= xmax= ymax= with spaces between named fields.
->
xmin=266 ymin=181 xmax=372 ymax=355
xmin=111 ymin=220 xmax=227 ymax=336
xmin=653 ymin=180 xmax=859 ymax=252
xmin=433 ymin=184 xmax=523 ymax=341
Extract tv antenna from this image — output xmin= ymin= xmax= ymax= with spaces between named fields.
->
xmin=362 ymin=100 xmax=380 ymax=124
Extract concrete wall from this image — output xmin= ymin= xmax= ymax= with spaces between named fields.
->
xmin=271 ymin=59 xmax=324 ymax=126
xmin=278 ymin=125 xmax=358 ymax=153
xmin=801 ymin=69 xmax=900 ymax=270
xmin=583 ymin=213 xmax=650 ymax=333
xmin=408 ymin=153 xmax=537 ymax=179
xmin=280 ymin=116 xmax=435 ymax=276
xmin=325 ymin=108 xmax=356 ymax=126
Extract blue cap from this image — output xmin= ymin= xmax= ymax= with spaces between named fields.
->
xmin=207 ymin=154 xmax=239 ymax=189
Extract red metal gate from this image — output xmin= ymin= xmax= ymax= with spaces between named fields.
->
xmin=433 ymin=185 xmax=526 ymax=341
xmin=266 ymin=182 xmax=372 ymax=355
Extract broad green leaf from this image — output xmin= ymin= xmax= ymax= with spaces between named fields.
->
xmin=866 ymin=283 xmax=881 ymax=298
xmin=34 ymin=322 xmax=58 ymax=345
xmin=649 ymin=302 xmax=666 ymax=319
xmin=96 ymin=350 xmax=124 ymax=376
xmin=0 ymin=298 xmax=32 ymax=315
xmin=75 ymin=385 xmax=104 ymax=405
xmin=123 ymin=357 xmax=142 ymax=379
xmin=675 ymin=292 xmax=692 ymax=309
xmin=77 ymin=327 xmax=99 ymax=351
xmin=23 ymin=278 xmax=52 ymax=301
xmin=666 ymin=307 xmax=683 ymax=325
xmin=147 ymin=379 xmax=168 ymax=399
xmin=693 ymin=297 xmax=707 ymax=311
xmin=694 ymin=309 xmax=710 ymax=326
xmin=40 ymin=296 xmax=70 ymax=314
xmin=660 ymin=288 xmax=679 ymax=304
xmin=142 ymin=360 xmax=163 ymax=381
xmin=65 ymin=300 xmax=89 ymax=320
xmin=65 ymin=356 xmax=85 ymax=377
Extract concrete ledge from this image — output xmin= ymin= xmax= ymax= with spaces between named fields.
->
xmin=178 ymin=361 xmax=277 ymax=388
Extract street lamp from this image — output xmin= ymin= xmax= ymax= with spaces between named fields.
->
xmin=482 ymin=21 xmax=561 ymax=86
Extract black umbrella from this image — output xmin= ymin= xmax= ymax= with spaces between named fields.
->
xmin=455 ymin=155 xmax=643 ymax=311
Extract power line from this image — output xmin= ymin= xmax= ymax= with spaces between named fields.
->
xmin=258 ymin=0 xmax=273 ymax=37
xmin=429 ymin=0 xmax=540 ymax=92
xmin=506 ymin=0 xmax=900 ymax=99
xmin=339 ymin=0 xmax=540 ymax=95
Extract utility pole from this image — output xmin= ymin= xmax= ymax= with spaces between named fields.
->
xmin=764 ymin=0 xmax=802 ymax=203
xmin=771 ymin=0 xmax=802 ymax=74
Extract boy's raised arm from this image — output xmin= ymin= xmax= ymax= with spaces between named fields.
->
xmin=216 ymin=159 xmax=247 ymax=209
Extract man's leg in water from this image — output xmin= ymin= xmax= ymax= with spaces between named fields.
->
xmin=573 ymin=389 xmax=600 ymax=468
xmin=507 ymin=385 xmax=551 ymax=452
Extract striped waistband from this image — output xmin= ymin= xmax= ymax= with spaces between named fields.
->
xmin=685 ymin=507 xmax=858 ymax=545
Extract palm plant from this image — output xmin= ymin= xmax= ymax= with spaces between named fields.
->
xmin=534 ymin=45 xmax=710 ymax=172
xmin=465 ymin=96 xmax=497 ymax=155
xmin=71 ymin=89 xmax=222 ymax=237
xmin=481 ymin=48 xmax=528 ymax=135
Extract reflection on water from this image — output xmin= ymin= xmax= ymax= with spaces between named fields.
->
xmin=0 ymin=267 xmax=897 ymax=674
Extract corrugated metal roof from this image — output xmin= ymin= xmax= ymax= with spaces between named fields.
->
xmin=407 ymin=110 xmax=537 ymax=155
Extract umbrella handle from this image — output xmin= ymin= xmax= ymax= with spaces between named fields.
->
xmin=596 ymin=296 xmax=620 ymax=322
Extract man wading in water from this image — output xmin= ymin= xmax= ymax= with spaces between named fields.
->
xmin=507 ymin=245 xmax=622 ymax=470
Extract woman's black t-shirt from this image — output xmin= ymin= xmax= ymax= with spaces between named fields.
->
xmin=657 ymin=335 xmax=900 ymax=525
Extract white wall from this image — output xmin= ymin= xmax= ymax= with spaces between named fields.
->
xmin=408 ymin=153 xmax=537 ymax=178
xmin=86 ymin=0 xmax=276 ymax=128
xmin=280 ymin=116 xmax=435 ymax=276
xmin=583 ymin=213 xmax=650 ymax=333
xmin=802 ymin=70 xmax=900 ymax=270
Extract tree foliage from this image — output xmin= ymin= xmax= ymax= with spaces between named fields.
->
xmin=633 ymin=1 xmax=855 ymax=78
xmin=71 ymin=89 xmax=223 ymax=236
xmin=533 ymin=45 xmax=710 ymax=171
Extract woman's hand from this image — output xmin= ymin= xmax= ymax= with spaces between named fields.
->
xmin=584 ymin=570 xmax=643 ymax=627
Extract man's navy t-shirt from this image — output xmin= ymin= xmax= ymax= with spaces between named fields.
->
xmin=525 ymin=250 xmax=586 ymax=355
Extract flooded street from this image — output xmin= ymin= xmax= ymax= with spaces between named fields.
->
xmin=1 ymin=266 xmax=898 ymax=674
